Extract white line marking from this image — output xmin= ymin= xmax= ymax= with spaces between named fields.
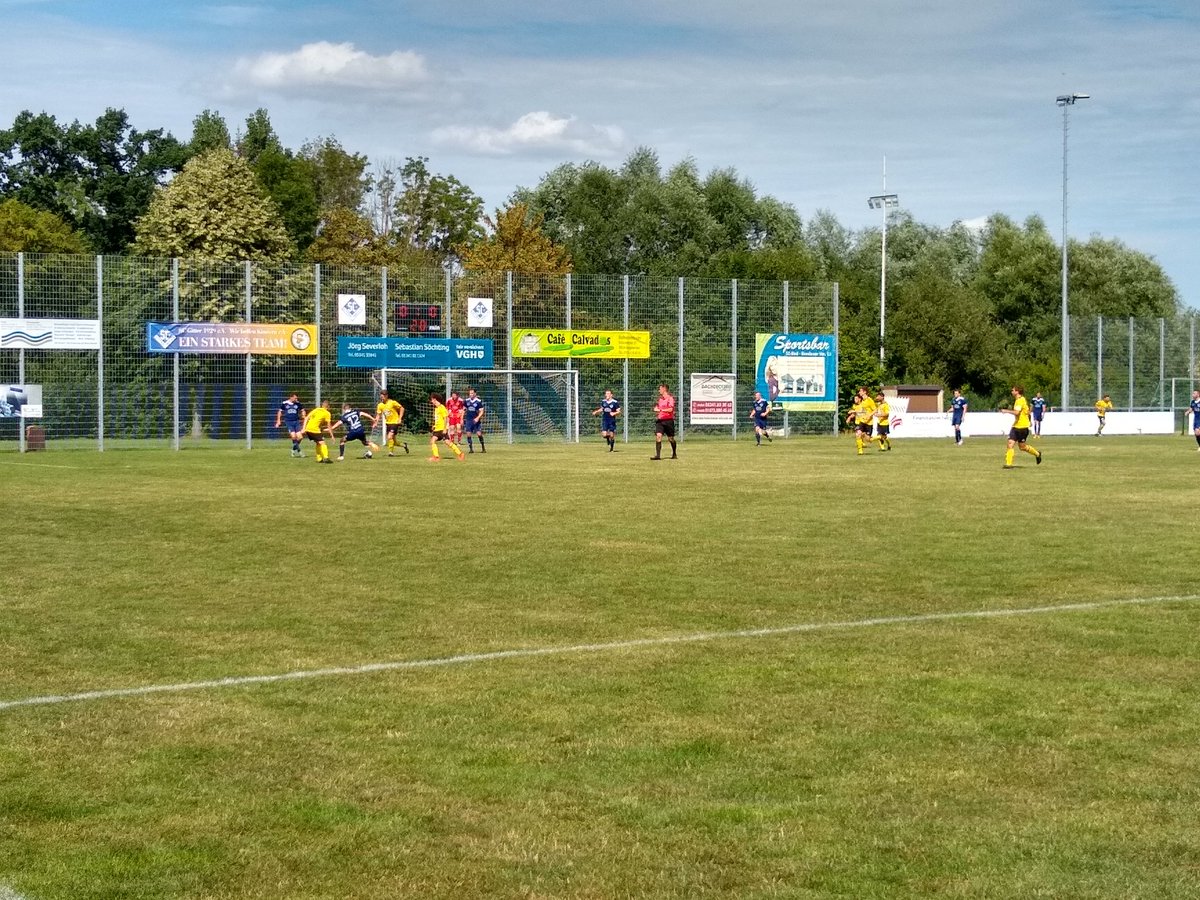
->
xmin=0 ymin=884 xmax=31 ymax=900
xmin=2 ymin=594 xmax=1197 ymax=713
xmin=0 ymin=460 xmax=88 ymax=469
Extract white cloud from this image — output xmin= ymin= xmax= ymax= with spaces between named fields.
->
xmin=432 ymin=111 xmax=625 ymax=157
xmin=232 ymin=41 xmax=428 ymax=93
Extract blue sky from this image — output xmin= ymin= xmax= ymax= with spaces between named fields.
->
xmin=2 ymin=0 xmax=1197 ymax=307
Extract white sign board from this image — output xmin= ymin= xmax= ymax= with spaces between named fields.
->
xmin=0 ymin=384 xmax=43 ymax=418
xmin=1 ymin=318 xmax=101 ymax=350
xmin=690 ymin=373 xmax=736 ymax=425
xmin=337 ymin=294 xmax=367 ymax=326
xmin=467 ymin=297 xmax=494 ymax=329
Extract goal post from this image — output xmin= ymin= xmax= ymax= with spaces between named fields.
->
xmin=375 ymin=368 xmax=580 ymax=443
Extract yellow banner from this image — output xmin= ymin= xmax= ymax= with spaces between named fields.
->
xmin=147 ymin=322 xmax=318 ymax=356
xmin=512 ymin=329 xmax=650 ymax=359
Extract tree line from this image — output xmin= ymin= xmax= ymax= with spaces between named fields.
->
xmin=1 ymin=106 xmax=1184 ymax=407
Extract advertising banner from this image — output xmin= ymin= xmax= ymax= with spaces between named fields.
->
xmin=755 ymin=333 xmax=838 ymax=412
xmin=466 ymin=297 xmax=494 ymax=329
xmin=689 ymin=373 xmax=736 ymax=425
xmin=512 ymin=329 xmax=650 ymax=359
xmin=337 ymin=294 xmax=367 ymax=326
xmin=0 ymin=384 xmax=42 ymax=418
xmin=147 ymin=322 xmax=318 ymax=355
xmin=337 ymin=336 xmax=494 ymax=369
xmin=1 ymin=318 xmax=101 ymax=350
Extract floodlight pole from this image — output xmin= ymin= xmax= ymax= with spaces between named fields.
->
xmin=1058 ymin=92 xmax=1089 ymax=411
xmin=868 ymin=173 xmax=899 ymax=366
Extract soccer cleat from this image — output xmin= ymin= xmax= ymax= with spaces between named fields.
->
xmin=403 ymin=442 xmax=409 ymax=454
xmin=388 ymin=452 xmax=396 ymax=457
xmin=650 ymin=455 xmax=661 ymax=460
xmin=337 ymin=456 xmax=344 ymax=462
xmin=1003 ymin=464 xmax=1014 ymax=469
xmin=1036 ymin=452 xmax=1043 ymax=465
xmin=456 ymin=453 xmax=466 ymax=461
xmin=320 ymin=458 xmax=334 ymax=464
xmin=427 ymin=456 xmax=440 ymax=462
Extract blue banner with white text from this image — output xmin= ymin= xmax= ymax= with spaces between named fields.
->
xmin=337 ymin=336 xmax=494 ymax=370
xmin=755 ymin=333 xmax=838 ymax=411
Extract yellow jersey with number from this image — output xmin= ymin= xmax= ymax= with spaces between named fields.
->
xmin=1012 ymin=396 xmax=1031 ymax=429
xmin=1095 ymin=399 xmax=1113 ymax=417
xmin=875 ymin=402 xmax=890 ymax=424
xmin=433 ymin=405 xmax=448 ymax=432
xmin=855 ymin=396 xmax=876 ymax=424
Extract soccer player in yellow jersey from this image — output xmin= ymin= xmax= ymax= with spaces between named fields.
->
xmin=302 ymin=399 xmax=336 ymax=464
xmin=871 ymin=392 xmax=892 ymax=451
xmin=1095 ymin=394 xmax=1113 ymax=436
xmin=427 ymin=393 xmax=465 ymax=462
xmin=1000 ymin=385 xmax=1042 ymax=469
xmin=375 ymin=389 xmax=409 ymax=456
xmin=853 ymin=387 xmax=876 ymax=455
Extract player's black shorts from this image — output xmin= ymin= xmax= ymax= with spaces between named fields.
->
xmin=1009 ymin=427 xmax=1030 ymax=443
xmin=345 ymin=429 xmax=369 ymax=445
xmin=284 ymin=418 xmax=302 ymax=433
xmin=305 ymin=432 xmax=324 ymax=442
xmin=386 ymin=422 xmax=401 ymax=436
xmin=655 ymin=418 xmax=676 ymax=438
xmin=753 ymin=417 xmax=769 ymax=430
xmin=876 ymin=424 xmax=889 ymax=437
xmin=431 ymin=429 xmax=448 ymax=441
xmin=855 ymin=421 xmax=873 ymax=434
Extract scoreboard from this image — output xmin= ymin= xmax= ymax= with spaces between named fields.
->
xmin=394 ymin=303 xmax=442 ymax=335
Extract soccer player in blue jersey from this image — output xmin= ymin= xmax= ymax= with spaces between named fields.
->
xmin=1190 ymin=390 xmax=1200 ymax=450
xmin=463 ymin=387 xmax=486 ymax=453
xmin=1031 ymin=392 xmax=1047 ymax=437
xmin=591 ymin=389 xmax=621 ymax=451
xmin=750 ymin=391 xmax=771 ymax=445
xmin=948 ymin=389 xmax=968 ymax=446
xmin=275 ymin=392 xmax=307 ymax=456
xmin=332 ymin=403 xmax=380 ymax=461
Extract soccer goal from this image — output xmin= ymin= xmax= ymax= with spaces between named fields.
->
xmin=375 ymin=368 xmax=580 ymax=443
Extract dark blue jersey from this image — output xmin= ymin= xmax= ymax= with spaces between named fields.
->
xmin=753 ymin=398 xmax=769 ymax=418
xmin=464 ymin=396 xmax=485 ymax=420
xmin=339 ymin=409 xmax=365 ymax=433
xmin=279 ymin=398 xmax=304 ymax=422
xmin=601 ymin=398 xmax=620 ymax=417
xmin=951 ymin=395 xmax=967 ymax=422
xmin=1191 ymin=398 xmax=1200 ymax=426
xmin=1031 ymin=397 xmax=1047 ymax=419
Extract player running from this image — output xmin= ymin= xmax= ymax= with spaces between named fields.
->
xmin=375 ymin=389 xmax=409 ymax=456
xmin=750 ymin=391 xmax=771 ymax=446
xmin=851 ymin=387 xmax=876 ymax=456
xmin=1190 ymin=390 xmax=1200 ymax=450
xmin=1031 ymin=392 xmax=1047 ymax=437
xmin=302 ymin=399 xmax=336 ymax=464
xmin=1095 ymin=394 xmax=1113 ymax=436
xmin=592 ymin=389 xmax=621 ymax=451
xmin=948 ymin=389 xmax=968 ymax=446
xmin=428 ymin=393 xmax=465 ymax=462
xmin=331 ymin=403 xmax=380 ymax=461
xmin=275 ymin=392 xmax=306 ymax=457
xmin=463 ymin=387 xmax=486 ymax=453
xmin=1001 ymin=385 xmax=1043 ymax=469
xmin=651 ymin=384 xmax=677 ymax=460
xmin=871 ymin=392 xmax=892 ymax=451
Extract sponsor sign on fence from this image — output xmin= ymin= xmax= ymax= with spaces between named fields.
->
xmin=336 ymin=336 xmax=494 ymax=369
xmin=0 ymin=384 xmax=42 ymax=418
xmin=1 ymin=318 xmax=101 ymax=350
xmin=689 ymin=373 xmax=736 ymax=425
xmin=146 ymin=322 xmax=318 ymax=355
xmin=512 ymin=329 xmax=650 ymax=359
xmin=755 ymin=333 xmax=838 ymax=412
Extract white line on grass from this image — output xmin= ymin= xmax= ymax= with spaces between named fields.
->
xmin=0 ymin=884 xmax=31 ymax=900
xmin=2 ymin=593 xmax=1198 ymax=713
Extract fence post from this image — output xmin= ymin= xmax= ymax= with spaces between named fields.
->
xmin=731 ymin=278 xmax=738 ymax=441
xmin=506 ymin=270 xmax=513 ymax=444
xmin=1096 ymin=315 xmax=1103 ymax=399
xmin=17 ymin=252 xmax=25 ymax=453
xmin=1128 ymin=317 xmax=1134 ymax=410
xmin=1159 ymin=318 xmax=1166 ymax=409
xmin=97 ymin=255 xmax=105 ymax=452
xmin=173 ymin=259 xmax=180 ymax=451
xmin=622 ymin=274 xmax=630 ymax=445
xmin=314 ymin=264 xmax=321 ymax=407
xmin=565 ymin=272 xmax=572 ymax=440
xmin=245 ymin=261 xmax=252 ymax=450
xmin=1190 ymin=315 xmax=1196 ymax=398
xmin=380 ymin=267 xmax=388 ymax=393
xmin=782 ymin=281 xmax=789 ymax=438
xmin=677 ymin=277 xmax=685 ymax=441
xmin=832 ymin=282 xmax=840 ymax=435
xmin=444 ymin=267 xmax=453 ymax=399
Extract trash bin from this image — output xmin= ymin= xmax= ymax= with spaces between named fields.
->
xmin=25 ymin=425 xmax=46 ymax=451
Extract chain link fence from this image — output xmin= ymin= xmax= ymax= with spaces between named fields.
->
xmin=1068 ymin=314 xmax=1198 ymax=412
xmin=1 ymin=253 xmax=839 ymax=450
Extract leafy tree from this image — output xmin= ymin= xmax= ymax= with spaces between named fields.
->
xmin=0 ymin=198 xmax=89 ymax=252
xmin=189 ymin=109 xmax=232 ymax=155
xmin=392 ymin=156 xmax=484 ymax=259
xmin=1070 ymin=236 xmax=1178 ymax=318
xmin=132 ymin=148 xmax=292 ymax=263
xmin=237 ymin=108 xmax=281 ymax=166
xmin=253 ymin=146 xmax=319 ymax=252
xmin=459 ymin=203 xmax=570 ymax=274
xmin=305 ymin=207 xmax=437 ymax=269
xmin=0 ymin=108 xmax=187 ymax=252
xmin=299 ymin=137 xmax=370 ymax=214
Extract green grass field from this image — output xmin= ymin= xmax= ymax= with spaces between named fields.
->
xmin=2 ymin=434 xmax=1199 ymax=899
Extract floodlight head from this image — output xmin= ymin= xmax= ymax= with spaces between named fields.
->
xmin=868 ymin=193 xmax=899 ymax=210
xmin=1057 ymin=92 xmax=1090 ymax=106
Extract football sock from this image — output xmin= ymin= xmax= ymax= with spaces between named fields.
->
xmin=1005 ymin=447 xmax=1015 ymax=466
xmin=669 ymin=438 xmax=677 ymax=457
xmin=292 ymin=439 xmax=300 ymax=452
xmin=478 ymin=435 xmax=486 ymax=452
xmin=467 ymin=437 xmax=473 ymax=451
xmin=1195 ymin=434 xmax=1200 ymax=446
xmin=755 ymin=434 xmax=761 ymax=445
xmin=856 ymin=436 xmax=863 ymax=453
xmin=1024 ymin=445 xmax=1040 ymax=458
xmin=388 ymin=437 xmax=395 ymax=452
xmin=430 ymin=443 xmax=440 ymax=459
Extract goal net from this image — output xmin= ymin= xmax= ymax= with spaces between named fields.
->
xmin=376 ymin=368 xmax=579 ymax=442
